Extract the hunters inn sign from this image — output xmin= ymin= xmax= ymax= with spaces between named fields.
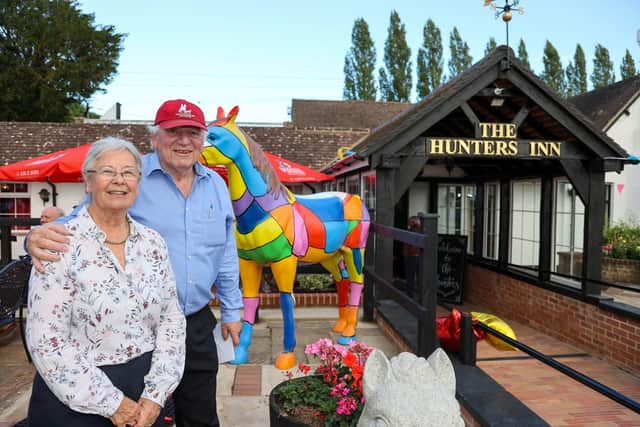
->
xmin=425 ymin=122 xmax=562 ymax=158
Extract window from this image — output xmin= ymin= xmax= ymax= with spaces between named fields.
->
xmin=437 ymin=184 xmax=476 ymax=254
xmin=346 ymin=175 xmax=360 ymax=196
xmin=484 ymin=182 xmax=500 ymax=260
xmin=361 ymin=172 xmax=376 ymax=219
xmin=0 ymin=183 xmax=31 ymax=230
xmin=551 ymin=179 xmax=584 ymax=284
xmin=510 ymin=180 xmax=540 ymax=268
xmin=337 ymin=179 xmax=346 ymax=192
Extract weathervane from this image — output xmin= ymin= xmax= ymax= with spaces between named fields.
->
xmin=484 ymin=0 xmax=525 ymax=65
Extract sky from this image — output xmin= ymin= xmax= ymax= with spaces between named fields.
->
xmin=77 ymin=0 xmax=640 ymax=124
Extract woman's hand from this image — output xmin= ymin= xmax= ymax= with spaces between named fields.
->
xmin=136 ymin=398 xmax=161 ymax=427
xmin=109 ymin=396 xmax=140 ymax=427
xmin=27 ymin=223 xmax=71 ymax=272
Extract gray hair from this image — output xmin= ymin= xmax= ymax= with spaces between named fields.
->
xmin=82 ymin=137 xmax=142 ymax=175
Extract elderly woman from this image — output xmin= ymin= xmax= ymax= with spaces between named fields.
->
xmin=26 ymin=137 xmax=186 ymax=427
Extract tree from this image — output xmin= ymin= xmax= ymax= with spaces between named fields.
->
xmin=565 ymin=44 xmax=587 ymax=97
xmin=0 ymin=0 xmax=125 ymax=122
xmin=591 ymin=44 xmax=615 ymax=89
xmin=343 ymin=18 xmax=376 ymax=100
xmin=620 ymin=49 xmax=637 ymax=80
xmin=540 ymin=40 xmax=566 ymax=96
xmin=448 ymin=27 xmax=472 ymax=79
xmin=485 ymin=37 xmax=497 ymax=56
xmin=416 ymin=19 xmax=444 ymax=98
xmin=517 ymin=38 xmax=530 ymax=69
xmin=378 ymin=10 xmax=412 ymax=102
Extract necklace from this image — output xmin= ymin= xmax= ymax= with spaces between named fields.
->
xmin=105 ymin=221 xmax=130 ymax=245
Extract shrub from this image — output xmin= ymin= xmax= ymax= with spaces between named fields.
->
xmin=296 ymin=274 xmax=335 ymax=292
xmin=603 ymin=214 xmax=640 ymax=260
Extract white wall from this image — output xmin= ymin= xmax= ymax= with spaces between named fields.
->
xmin=606 ymin=96 xmax=640 ymax=222
xmin=408 ymin=182 xmax=430 ymax=218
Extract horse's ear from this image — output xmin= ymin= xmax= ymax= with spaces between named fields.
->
xmin=362 ymin=349 xmax=390 ymax=398
xmin=216 ymin=106 xmax=225 ymax=119
xmin=228 ymin=106 xmax=240 ymax=122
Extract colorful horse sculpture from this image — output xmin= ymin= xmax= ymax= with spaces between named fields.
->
xmin=201 ymin=106 xmax=370 ymax=370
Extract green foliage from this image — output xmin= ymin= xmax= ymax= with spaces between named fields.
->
xmin=0 ymin=0 xmax=125 ymax=122
xmin=484 ymin=37 xmax=497 ymax=56
xmin=517 ymin=39 xmax=530 ymax=69
xmin=566 ymin=44 xmax=587 ymax=97
xmin=540 ymin=40 xmax=566 ymax=96
xmin=447 ymin=27 xmax=472 ymax=79
xmin=296 ymin=274 xmax=334 ymax=292
xmin=603 ymin=215 xmax=640 ymax=260
xmin=416 ymin=19 xmax=444 ymax=99
xmin=378 ymin=10 xmax=412 ymax=102
xmin=620 ymin=49 xmax=637 ymax=81
xmin=591 ymin=43 xmax=615 ymax=89
xmin=343 ymin=18 xmax=377 ymax=100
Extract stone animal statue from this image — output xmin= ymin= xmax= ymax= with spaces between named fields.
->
xmin=201 ymin=106 xmax=370 ymax=370
xmin=358 ymin=349 xmax=464 ymax=427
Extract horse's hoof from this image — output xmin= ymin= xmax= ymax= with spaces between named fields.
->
xmin=337 ymin=335 xmax=356 ymax=345
xmin=275 ymin=352 xmax=296 ymax=370
xmin=229 ymin=346 xmax=249 ymax=365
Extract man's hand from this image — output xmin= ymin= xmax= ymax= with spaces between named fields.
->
xmin=27 ymin=223 xmax=71 ymax=272
xmin=109 ymin=396 xmax=140 ymax=427
xmin=136 ymin=397 xmax=161 ymax=427
xmin=221 ymin=321 xmax=242 ymax=346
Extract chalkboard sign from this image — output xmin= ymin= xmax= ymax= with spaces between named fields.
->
xmin=437 ymin=234 xmax=467 ymax=304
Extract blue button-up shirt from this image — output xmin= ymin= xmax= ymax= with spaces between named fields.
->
xmin=61 ymin=152 xmax=242 ymax=322
xmin=131 ymin=153 xmax=242 ymax=320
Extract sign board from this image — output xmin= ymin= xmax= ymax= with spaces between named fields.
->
xmin=437 ymin=234 xmax=467 ymax=304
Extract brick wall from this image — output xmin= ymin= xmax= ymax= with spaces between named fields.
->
xmin=209 ymin=292 xmax=338 ymax=308
xmin=464 ymin=265 xmax=640 ymax=375
xmin=603 ymin=258 xmax=640 ymax=284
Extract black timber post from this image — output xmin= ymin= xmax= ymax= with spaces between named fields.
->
xmin=363 ymin=228 xmax=375 ymax=321
xmin=428 ymin=181 xmax=438 ymax=214
xmin=539 ymin=176 xmax=553 ymax=282
xmin=0 ymin=224 xmax=11 ymax=265
xmin=418 ymin=213 xmax=438 ymax=356
xmin=473 ymin=183 xmax=485 ymax=257
xmin=374 ymin=167 xmax=396 ymax=285
xmin=582 ymin=161 xmax=605 ymax=297
xmin=498 ymin=178 xmax=511 ymax=269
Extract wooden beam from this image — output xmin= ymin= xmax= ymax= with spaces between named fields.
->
xmin=498 ymin=178 xmax=511 ymax=269
xmin=581 ymin=160 xmax=604 ymax=297
xmin=559 ymin=159 xmax=589 ymax=205
xmin=473 ymin=183 xmax=485 ymax=257
xmin=393 ymin=155 xmax=428 ymax=205
xmin=512 ymin=103 xmax=531 ymax=127
xmin=374 ymin=168 xmax=396 ymax=285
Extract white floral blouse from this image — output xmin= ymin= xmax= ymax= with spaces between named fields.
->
xmin=26 ymin=206 xmax=186 ymax=418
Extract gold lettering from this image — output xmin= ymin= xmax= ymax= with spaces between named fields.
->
xmin=485 ymin=140 xmax=495 ymax=155
xmin=508 ymin=140 xmax=518 ymax=155
xmin=445 ymin=140 xmax=457 ymax=155
xmin=506 ymin=124 xmax=517 ymax=138
xmin=470 ymin=140 xmax=482 ymax=154
xmin=459 ymin=139 xmax=471 ymax=155
xmin=479 ymin=123 xmax=491 ymax=138
xmin=548 ymin=142 xmax=561 ymax=156
xmin=496 ymin=140 xmax=508 ymax=156
xmin=430 ymin=138 xmax=445 ymax=154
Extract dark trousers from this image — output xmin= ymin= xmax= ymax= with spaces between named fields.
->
xmin=173 ymin=305 xmax=219 ymax=427
xmin=405 ymin=255 xmax=419 ymax=297
xmin=28 ymin=351 xmax=166 ymax=427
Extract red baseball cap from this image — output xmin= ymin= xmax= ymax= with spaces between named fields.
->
xmin=154 ymin=99 xmax=206 ymax=130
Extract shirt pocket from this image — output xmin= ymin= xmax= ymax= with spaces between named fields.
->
xmin=192 ymin=217 xmax=227 ymax=247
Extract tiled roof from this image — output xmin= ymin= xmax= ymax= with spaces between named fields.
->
xmin=351 ymin=45 xmax=628 ymax=159
xmin=569 ymin=75 xmax=640 ymax=130
xmin=0 ymin=122 xmax=367 ymax=171
xmin=291 ymin=99 xmax=413 ymax=129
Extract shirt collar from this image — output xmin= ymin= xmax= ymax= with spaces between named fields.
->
xmin=74 ymin=205 xmax=139 ymax=243
xmin=144 ymin=151 xmax=212 ymax=181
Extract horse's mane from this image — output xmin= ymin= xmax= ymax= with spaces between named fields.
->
xmin=241 ymin=129 xmax=286 ymax=195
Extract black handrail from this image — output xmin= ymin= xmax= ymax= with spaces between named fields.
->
xmin=473 ymin=319 xmax=640 ymax=414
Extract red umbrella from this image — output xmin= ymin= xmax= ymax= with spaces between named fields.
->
xmin=204 ymin=151 xmax=333 ymax=184
xmin=0 ymin=143 xmax=91 ymax=183
xmin=264 ymin=151 xmax=333 ymax=183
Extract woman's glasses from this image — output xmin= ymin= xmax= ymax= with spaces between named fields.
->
xmin=86 ymin=167 xmax=141 ymax=181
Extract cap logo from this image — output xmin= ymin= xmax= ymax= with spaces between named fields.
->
xmin=177 ymin=103 xmax=193 ymax=118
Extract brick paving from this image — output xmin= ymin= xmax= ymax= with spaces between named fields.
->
xmin=1 ymin=306 xmax=639 ymax=426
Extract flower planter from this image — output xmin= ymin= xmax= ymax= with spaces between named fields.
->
xmin=269 ymin=377 xmax=317 ymax=427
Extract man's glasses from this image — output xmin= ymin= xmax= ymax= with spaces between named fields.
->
xmin=86 ymin=167 xmax=141 ymax=181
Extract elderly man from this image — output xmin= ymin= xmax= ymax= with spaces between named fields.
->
xmin=28 ymin=99 xmax=243 ymax=427
xmin=39 ymin=206 xmax=64 ymax=224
